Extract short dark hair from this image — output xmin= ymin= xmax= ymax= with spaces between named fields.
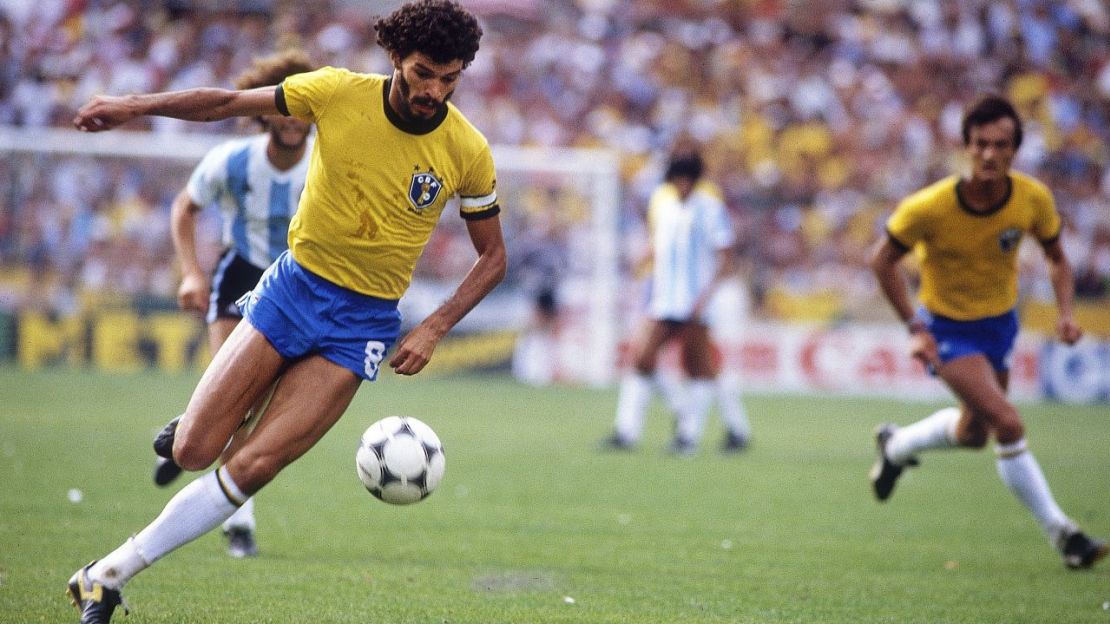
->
xmin=665 ymin=152 xmax=705 ymax=182
xmin=375 ymin=0 xmax=483 ymax=68
xmin=234 ymin=49 xmax=315 ymax=90
xmin=962 ymin=94 xmax=1023 ymax=149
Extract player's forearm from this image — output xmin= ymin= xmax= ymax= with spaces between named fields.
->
xmin=870 ymin=240 xmax=917 ymax=324
xmin=75 ymin=86 xmax=277 ymax=131
xmin=132 ymin=89 xmax=257 ymax=122
xmin=137 ymin=89 xmax=230 ymax=121
xmin=1047 ymin=256 xmax=1077 ymax=319
xmin=422 ymin=247 xmax=507 ymax=337
xmin=694 ymin=255 xmax=732 ymax=311
xmin=873 ymin=265 xmax=916 ymax=324
xmin=170 ymin=194 xmax=203 ymax=276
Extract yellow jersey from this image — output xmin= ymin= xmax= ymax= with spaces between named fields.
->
xmin=278 ymin=67 xmax=499 ymax=299
xmin=886 ymin=171 xmax=1060 ymax=320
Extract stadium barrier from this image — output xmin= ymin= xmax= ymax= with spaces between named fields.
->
xmin=4 ymin=302 xmax=1107 ymax=404
xmin=621 ymin=322 xmax=1110 ymax=406
xmin=4 ymin=302 xmax=518 ymax=376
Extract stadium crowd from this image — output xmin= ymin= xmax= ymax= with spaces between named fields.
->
xmin=2 ymin=0 xmax=1109 ymax=322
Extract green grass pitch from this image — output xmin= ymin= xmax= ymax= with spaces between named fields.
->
xmin=0 ymin=367 xmax=1107 ymax=623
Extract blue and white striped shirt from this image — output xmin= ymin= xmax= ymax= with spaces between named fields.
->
xmin=186 ymin=134 xmax=311 ymax=269
xmin=647 ymin=182 xmax=734 ymax=321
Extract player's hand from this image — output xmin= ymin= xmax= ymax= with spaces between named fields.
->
xmin=1057 ymin=317 xmax=1083 ymax=345
xmin=73 ymin=95 xmax=137 ymax=132
xmin=177 ymin=272 xmax=210 ymax=315
xmin=389 ymin=324 xmax=440 ymax=376
xmin=908 ymin=329 xmax=939 ymax=370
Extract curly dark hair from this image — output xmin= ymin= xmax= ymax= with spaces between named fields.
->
xmin=374 ymin=0 xmax=483 ymax=68
xmin=234 ymin=49 xmax=315 ymax=90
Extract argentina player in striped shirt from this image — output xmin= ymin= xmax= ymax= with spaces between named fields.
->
xmin=152 ymin=50 xmax=316 ymax=560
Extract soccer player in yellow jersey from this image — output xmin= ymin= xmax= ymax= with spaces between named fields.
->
xmin=868 ymin=95 xmax=1106 ymax=569
xmin=67 ymin=2 xmax=505 ymax=621
xmin=151 ymin=50 xmax=318 ymax=561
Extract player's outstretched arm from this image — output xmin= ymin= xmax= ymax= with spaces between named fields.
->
xmin=389 ymin=215 xmax=507 ymax=376
xmin=870 ymin=236 xmax=939 ymax=368
xmin=74 ymin=86 xmax=279 ymax=132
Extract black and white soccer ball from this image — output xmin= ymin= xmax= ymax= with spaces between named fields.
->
xmin=356 ymin=416 xmax=445 ymax=505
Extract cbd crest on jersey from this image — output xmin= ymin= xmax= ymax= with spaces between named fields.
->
xmin=408 ymin=170 xmax=443 ymax=212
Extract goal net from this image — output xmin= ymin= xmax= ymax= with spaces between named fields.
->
xmin=0 ymin=127 xmax=621 ymax=385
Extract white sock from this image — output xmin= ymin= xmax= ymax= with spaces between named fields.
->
xmin=511 ymin=330 xmax=555 ymax=386
xmin=90 ymin=467 xmax=244 ymax=589
xmin=86 ymin=537 xmax=147 ymax=591
xmin=655 ymin=371 xmax=687 ymax=416
xmin=995 ymin=439 xmax=1074 ymax=544
xmin=222 ymin=496 xmax=256 ymax=533
xmin=675 ymin=379 xmax=714 ymax=444
xmin=886 ymin=407 xmax=959 ymax=465
xmin=716 ymin=372 xmax=750 ymax=440
xmin=614 ymin=372 xmax=653 ymax=442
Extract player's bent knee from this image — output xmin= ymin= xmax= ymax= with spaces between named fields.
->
xmin=172 ymin=437 xmax=223 ymax=472
xmin=172 ymin=448 xmax=216 ymax=472
xmin=957 ymin=431 xmax=989 ymax=449
xmin=994 ymin=419 xmax=1025 ymax=445
xmin=986 ymin=405 xmax=1025 ymax=443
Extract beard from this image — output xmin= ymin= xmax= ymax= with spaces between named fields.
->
xmin=269 ymin=124 xmax=309 ymax=151
xmin=396 ymin=71 xmax=452 ymax=120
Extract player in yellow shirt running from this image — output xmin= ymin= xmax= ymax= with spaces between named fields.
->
xmin=66 ymin=2 xmax=505 ymax=622
xmin=868 ymin=94 xmax=1106 ymax=569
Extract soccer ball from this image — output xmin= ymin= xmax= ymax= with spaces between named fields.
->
xmin=356 ymin=416 xmax=446 ymax=505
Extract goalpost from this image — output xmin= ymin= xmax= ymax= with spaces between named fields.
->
xmin=0 ymin=127 xmax=622 ymax=386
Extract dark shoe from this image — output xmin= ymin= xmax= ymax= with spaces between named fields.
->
xmin=722 ymin=431 xmax=749 ymax=453
xmin=153 ymin=456 xmax=183 ymax=487
xmin=225 ymin=527 xmax=259 ymax=559
xmin=665 ymin=437 xmax=696 ymax=457
xmin=869 ymin=424 xmax=918 ymax=502
xmin=67 ymin=562 xmax=128 ymax=623
xmin=598 ymin=433 xmax=636 ymax=451
xmin=1059 ymin=530 xmax=1109 ymax=570
xmin=152 ymin=416 xmax=180 ymax=459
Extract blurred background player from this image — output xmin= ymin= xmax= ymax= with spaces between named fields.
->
xmin=653 ymin=289 xmax=752 ymax=453
xmin=601 ymin=148 xmax=748 ymax=455
xmin=510 ymin=209 xmax=567 ymax=386
xmin=66 ymin=2 xmax=505 ymax=622
xmin=151 ymin=49 xmax=316 ymax=559
xmin=868 ymin=94 xmax=1107 ymax=569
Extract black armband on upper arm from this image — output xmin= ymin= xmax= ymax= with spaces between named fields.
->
xmin=885 ymin=229 xmax=910 ymax=254
xmin=461 ymin=205 xmax=501 ymax=221
xmin=275 ymin=84 xmax=290 ymax=116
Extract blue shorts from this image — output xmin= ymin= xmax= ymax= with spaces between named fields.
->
xmin=238 ymin=251 xmax=401 ymax=381
xmin=918 ymin=307 xmax=1019 ymax=372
